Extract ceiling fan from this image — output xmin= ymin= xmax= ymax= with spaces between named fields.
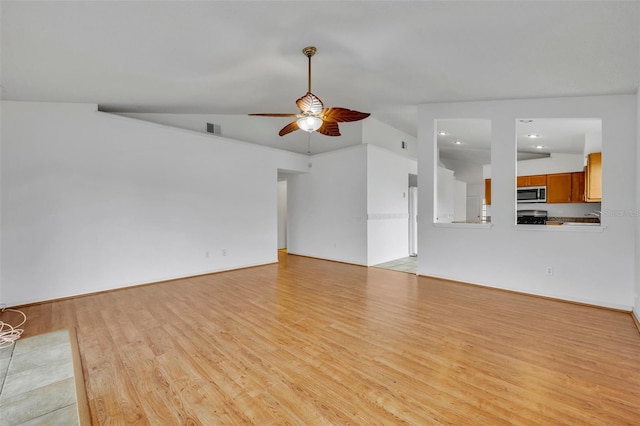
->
xmin=249 ymin=46 xmax=370 ymax=137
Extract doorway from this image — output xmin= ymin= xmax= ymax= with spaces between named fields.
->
xmin=373 ymin=173 xmax=418 ymax=275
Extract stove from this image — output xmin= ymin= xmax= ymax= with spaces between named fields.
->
xmin=517 ymin=210 xmax=548 ymax=225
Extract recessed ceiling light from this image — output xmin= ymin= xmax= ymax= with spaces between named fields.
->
xmin=453 ymin=140 xmax=463 ymax=145
xmin=527 ymin=134 xmax=540 ymax=139
xmin=534 ymin=145 xmax=545 ymax=149
xmin=438 ymin=131 xmax=449 ymax=136
xmin=519 ymin=119 xmax=534 ymax=123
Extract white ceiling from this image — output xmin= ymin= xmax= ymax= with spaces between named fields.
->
xmin=2 ymin=1 xmax=639 ymax=151
xmin=437 ymin=117 xmax=603 ymax=166
xmin=438 ymin=119 xmax=493 ymax=165
xmin=515 ymin=118 xmax=602 ymax=155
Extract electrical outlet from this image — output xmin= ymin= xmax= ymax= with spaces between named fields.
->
xmin=222 ymin=249 xmax=227 ymax=256
xmin=546 ymin=266 xmax=553 ymax=276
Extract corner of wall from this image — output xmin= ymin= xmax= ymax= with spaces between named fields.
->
xmin=635 ymin=87 xmax=640 ymax=316
xmin=634 ymin=7 xmax=640 ymax=326
xmin=632 ymin=308 xmax=640 ymax=335
xmin=0 ymin=100 xmax=2 ymax=305
xmin=362 ymin=117 xmax=417 ymax=159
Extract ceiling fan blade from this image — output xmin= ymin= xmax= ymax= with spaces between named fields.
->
xmin=249 ymin=113 xmax=301 ymax=117
xmin=279 ymin=121 xmax=300 ymax=137
xmin=296 ymin=92 xmax=324 ymax=114
xmin=321 ymin=108 xmax=370 ymax=123
xmin=316 ymin=120 xmax=341 ymax=137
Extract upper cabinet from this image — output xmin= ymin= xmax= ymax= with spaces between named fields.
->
xmin=517 ymin=174 xmax=547 ymax=187
xmin=571 ymin=171 xmax=585 ymax=203
xmin=518 ymin=170 xmax=589 ymax=203
xmin=585 ymin=152 xmax=602 ymax=202
xmin=546 ymin=173 xmax=572 ymax=203
xmin=484 ymin=179 xmax=491 ymax=205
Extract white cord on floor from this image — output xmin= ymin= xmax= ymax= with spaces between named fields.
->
xmin=0 ymin=307 xmax=26 ymax=348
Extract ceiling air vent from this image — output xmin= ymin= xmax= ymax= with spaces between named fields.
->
xmin=206 ymin=123 xmax=221 ymax=135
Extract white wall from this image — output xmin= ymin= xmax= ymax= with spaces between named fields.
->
xmin=584 ymin=129 xmax=603 ymax=157
xmin=287 ymin=144 xmax=416 ymax=266
xmin=362 ymin=117 xmax=417 ymax=160
xmin=0 ymin=100 xmax=3 ymax=304
xmin=366 ymin=145 xmax=416 ymax=266
xmin=454 ymin=180 xmax=467 ymax=222
xmin=635 ymin=11 xmax=640 ymax=325
xmin=277 ymin=180 xmax=287 ymax=249
xmin=517 ymin=153 xmax=585 ymax=175
xmin=287 ymin=145 xmax=368 ymax=265
xmin=1 ymin=101 xmax=308 ymax=306
xmin=436 ymin=167 xmax=455 ymax=223
xmin=439 ymin=157 xmax=483 ymax=184
xmin=418 ymin=95 xmax=637 ymax=310
xmin=636 ymin=73 xmax=640 ymax=321
xmin=119 ymin=112 xmax=364 ymax=155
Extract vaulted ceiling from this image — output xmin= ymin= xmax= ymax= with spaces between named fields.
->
xmin=2 ymin=1 xmax=639 ymax=150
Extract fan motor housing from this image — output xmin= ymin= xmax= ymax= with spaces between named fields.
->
xmin=302 ymin=46 xmax=316 ymax=57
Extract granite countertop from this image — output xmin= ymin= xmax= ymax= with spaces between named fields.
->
xmin=547 ymin=216 xmax=600 ymax=224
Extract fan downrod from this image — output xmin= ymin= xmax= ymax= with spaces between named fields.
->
xmin=302 ymin=46 xmax=317 ymax=58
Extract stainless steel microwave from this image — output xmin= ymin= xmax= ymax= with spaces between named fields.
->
xmin=517 ymin=186 xmax=546 ymax=203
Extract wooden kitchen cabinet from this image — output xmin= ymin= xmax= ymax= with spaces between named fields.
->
xmin=546 ymin=173 xmax=572 ymax=203
xmin=585 ymin=152 xmax=602 ymax=202
xmin=571 ymin=171 xmax=585 ymax=203
xmin=545 ymin=171 xmax=587 ymax=204
xmin=517 ymin=174 xmax=547 ymax=187
xmin=484 ymin=179 xmax=491 ymax=205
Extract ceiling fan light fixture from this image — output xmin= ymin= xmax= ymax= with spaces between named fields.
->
xmin=249 ymin=46 xmax=369 ymax=137
xmin=297 ymin=115 xmax=323 ymax=133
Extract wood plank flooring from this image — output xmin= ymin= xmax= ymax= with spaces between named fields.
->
xmin=15 ymin=252 xmax=640 ymax=424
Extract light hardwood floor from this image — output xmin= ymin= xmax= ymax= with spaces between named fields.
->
xmin=17 ymin=252 xmax=640 ymax=424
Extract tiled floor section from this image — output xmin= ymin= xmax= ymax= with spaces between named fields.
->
xmin=373 ymin=256 xmax=417 ymax=274
xmin=0 ymin=330 xmax=80 ymax=425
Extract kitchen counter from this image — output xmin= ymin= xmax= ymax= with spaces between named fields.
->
xmin=451 ymin=221 xmax=491 ymax=224
xmin=547 ymin=216 xmax=600 ymax=226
